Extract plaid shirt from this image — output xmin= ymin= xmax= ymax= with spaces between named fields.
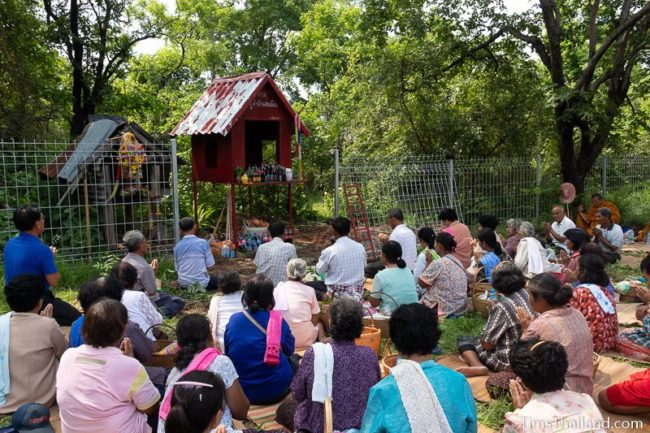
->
xmin=477 ymin=289 xmax=537 ymax=372
xmin=316 ymin=236 xmax=367 ymax=288
xmin=254 ymin=237 xmax=297 ymax=286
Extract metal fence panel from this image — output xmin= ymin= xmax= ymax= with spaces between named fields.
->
xmin=0 ymin=140 xmax=177 ymax=262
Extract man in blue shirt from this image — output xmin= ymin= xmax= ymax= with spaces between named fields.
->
xmin=3 ymin=205 xmax=80 ymax=325
xmin=173 ymin=217 xmax=218 ymax=290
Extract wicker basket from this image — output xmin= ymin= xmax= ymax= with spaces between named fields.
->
xmin=592 ymin=352 xmax=601 ymax=378
xmin=144 ymin=339 xmax=176 ymax=368
xmin=470 ymin=272 xmax=491 ymax=295
xmin=472 ymin=292 xmax=491 ymax=318
xmin=355 ymin=326 xmax=382 ymax=354
xmin=362 ymin=293 xmax=398 ymax=339
xmin=381 ymin=354 xmax=398 ymax=378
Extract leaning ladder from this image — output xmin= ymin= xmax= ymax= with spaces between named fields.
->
xmin=342 ymin=182 xmax=377 ymax=261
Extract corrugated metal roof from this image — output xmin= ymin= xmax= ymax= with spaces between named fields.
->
xmin=58 ymin=118 xmax=120 ymax=182
xmin=171 ymin=72 xmax=310 ymax=137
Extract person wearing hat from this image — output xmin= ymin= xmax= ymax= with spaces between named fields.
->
xmin=9 ymin=402 xmax=56 ymax=433
xmin=121 ymin=230 xmax=185 ymax=317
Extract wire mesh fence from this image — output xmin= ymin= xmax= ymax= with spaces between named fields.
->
xmin=0 ymin=140 xmax=177 ymax=262
xmin=337 ymin=154 xmax=650 ymax=253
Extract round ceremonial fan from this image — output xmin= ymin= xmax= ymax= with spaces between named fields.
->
xmin=559 ymin=182 xmax=576 ymax=218
xmin=559 ymin=182 xmax=576 ymax=204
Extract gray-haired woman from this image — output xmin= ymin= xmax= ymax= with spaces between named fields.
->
xmin=505 ymin=218 xmax=522 ymax=259
xmin=514 ymin=222 xmax=551 ymax=278
xmin=273 ymin=258 xmax=325 ymax=349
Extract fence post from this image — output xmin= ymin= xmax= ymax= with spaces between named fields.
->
xmin=601 ymin=155 xmax=608 ymax=196
xmin=171 ymin=138 xmax=180 ymax=244
xmin=447 ymin=157 xmax=454 ymax=208
xmin=535 ymin=154 xmax=541 ymax=219
xmin=334 ymin=147 xmax=340 ymax=218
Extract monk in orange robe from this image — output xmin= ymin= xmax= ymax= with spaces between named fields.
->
xmin=576 ymin=193 xmax=620 ymax=236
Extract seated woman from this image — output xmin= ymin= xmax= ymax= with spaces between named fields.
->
xmin=67 ymin=276 xmax=167 ymax=390
xmin=514 ymin=221 xmax=551 ymax=278
xmin=164 ymin=370 xmax=226 ymax=433
xmin=57 ymin=299 xmax=160 ymax=433
xmin=225 ymin=275 xmax=296 ymax=405
xmin=360 ymin=303 xmax=477 ymax=433
xmin=274 ymin=258 xmax=324 ymax=350
xmin=617 ymin=255 xmax=650 ymax=360
xmin=0 ymin=275 xmax=67 ymax=415
xmin=598 ymin=368 xmax=650 ymax=415
xmin=418 ymin=232 xmax=468 ymax=317
xmin=292 ymin=298 xmax=381 ymax=433
xmin=157 ymin=314 xmax=249 ymax=433
xmin=569 ymin=253 xmax=618 ymax=353
xmin=504 ymin=339 xmax=605 ymax=433
xmin=207 ymin=271 xmax=244 ymax=351
xmin=560 ymin=228 xmax=590 ymax=283
xmin=112 ymin=261 xmax=165 ymax=340
xmin=413 ymin=227 xmax=439 ymax=295
xmin=369 ymin=241 xmax=418 ymax=315
xmin=517 ymin=273 xmax=594 ymax=394
xmin=457 ymin=262 xmax=536 ymax=377
xmin=473 ymin=228 xmax=503 ymax=283
xmin=504 ymin=218 xmax=522 ymax=260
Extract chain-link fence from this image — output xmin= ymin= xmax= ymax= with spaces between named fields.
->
xmin=0 ymin=140 xmax=178 ymax=262
xmin=337 ymin=154 xmax=650 ymax=249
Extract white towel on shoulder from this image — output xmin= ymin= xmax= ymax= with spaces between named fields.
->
xmin=0 ymin=312 xmax=12 ymax=406
xmin=273 ymin=282 xmax=289 ymax=312
xmin=312 ymin=342 xmax=334 ymax=403
xmin=392 ymin=359 xmax=453 ymax=433
xmin=525 ymin=237 xmax=546 ymax=276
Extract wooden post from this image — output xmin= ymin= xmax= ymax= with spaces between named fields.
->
xmin=83 ymin=176 xmax=92 ymax=254
xmin=192 ymin=180 xmax=199 ymax=225
xmin=230 ymin=184 xmax=238 ymax=242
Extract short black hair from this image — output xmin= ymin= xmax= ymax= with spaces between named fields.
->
xmin=268 ymin=221 xmax=285 ymax=238
xmin=179 ymin=217 xmax=195 ymax=232
xmin=641 ymin=254 xmax=650 ymax=275
xmin=175 ymin=314 xmax=211 ymax=370
xmin=82 ymin=299 xmax=128 ymax=348
xmin=77 ymin=276 xmax=125 ymax=313
xmin=166 ymin=370 xmax=225 ymax=433
xmin=331 ymin=217 xmax=351 ymax=236
xmin=13 ymin=205 xmax=42 ymax=232
xmin=110 ymin=261 xmax=138 ymax=289
xmin=437 ymin=208 xmax=458 ymax=222
xmin=4 ymin=274 xmax=44 ymax=312
xmin=417 ymin=227 xmax=436 ymax=249
xmin=389 ymin=303 xmax=441 ymax=356
xmin=528 ymin=273 xmax=573 ymax=306
xmin=218 ymin=271 xmax=241 ymax=295
xmin=387 ymin=208 xmax=404 ymax=221
xmin=578 ymin=253 xmax=610 ymax=287
xmin=435 ymin=231 xmax=456 ymax=252
xmin=564 ymin=228 xmax=590 ymax=251
xmin=329 ymin=298 xmax=364 ymax=341
xmin=381 ymin=240 xmax=406 ymax=268
xmin=242 ymin=274 xmax=275 ymax=313
xmin=477 ymin=214 xmax=499 ymax=230
xmin=592 ymin=193 xmax=603 ymax=200
xmin=510 ymin=339 xmax=568 ymax=393
xmin=491 ymin=262 xmax=526 ymax=295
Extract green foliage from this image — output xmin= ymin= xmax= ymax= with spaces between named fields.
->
xmin=437 ymin=312 xmax=486 ymax=354
xmin=477 ymin=398 xmax=513 ymax=430
xmin=609 ymin=181 xmax=650 ymax=228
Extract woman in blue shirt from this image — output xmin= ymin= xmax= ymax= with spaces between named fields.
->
xmin=224 ymin=275 xmax=296 ymax=405
xmin=361 ymin=303 xmax=477 ymax=433
xmin=369 ymin=241 xmax=418 ymax=315
xmin=477 ymin=228 xmax=503 ymax=283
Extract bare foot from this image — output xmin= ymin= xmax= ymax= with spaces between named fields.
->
xmin=456 ymin=366 xmax=489 ymax=377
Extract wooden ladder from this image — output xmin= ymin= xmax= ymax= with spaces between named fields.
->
xmin=342 ymin=182 xmax=377 ymax=260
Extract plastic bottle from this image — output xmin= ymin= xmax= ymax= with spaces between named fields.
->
xmin=222 ymin=244 xmax=230 ymax=258
xmin=488 ymin=288 xmax=497 ymax=301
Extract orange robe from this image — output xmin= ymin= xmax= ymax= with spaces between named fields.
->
xmin=576 ymin=200 xmax=620 ymax=235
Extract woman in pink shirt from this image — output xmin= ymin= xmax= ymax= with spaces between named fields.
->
xmin=57 ymin=299 xmax=160 ymax=433
xmin=438 ymin=208 xmax=472 ymax=268
xmin=274 ymin=258 xmax=324 ymax=350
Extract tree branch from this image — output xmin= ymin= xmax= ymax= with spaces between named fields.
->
xmin=589 ymin=0 xmax=601 ymax=58
xmin=439 ymin=29 xmax=505 ymax=76
xmin=539 ymin=0 xmax=565 ymax=87
xmin=504 ymin=25 xmax=552 ymax=71
xmin=575 ymin=1 xmax=650 ymax=91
